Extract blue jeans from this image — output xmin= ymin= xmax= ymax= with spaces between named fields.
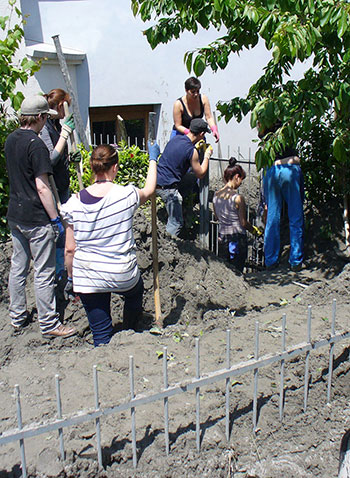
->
xmin=263 ymin=164 xmax=304 ymax=267
xmin=157 ymin=188 xmax=183 ymax=237
xmin=79 ymin=276 xmax=144 ymax=347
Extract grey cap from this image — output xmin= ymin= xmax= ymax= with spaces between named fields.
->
xmin=20 ymin=95 xmax=57 ymax=116
xmin=189 ymin=118 xmax=211 ymax=135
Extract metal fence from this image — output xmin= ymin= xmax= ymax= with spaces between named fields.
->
xmin=1 ymin=300 xmax=349 ymax=476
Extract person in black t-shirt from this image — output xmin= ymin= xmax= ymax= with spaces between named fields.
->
xmin=5 ymin=95 xmax=76 ymax=338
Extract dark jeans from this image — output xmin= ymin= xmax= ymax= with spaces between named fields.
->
xmin=79 ymin=276 xmax=144 ymax=347
xmin=218 ymin=233 xmax=248 ymax=273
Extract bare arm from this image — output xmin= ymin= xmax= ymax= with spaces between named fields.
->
xmin=202 ymin=94 xmax=219 ymax=142
xmin=65 ymin=224 xmax=75 ymax=279
xmin=236 ymin=195 xmax=254 ymax=234
xmin=173 ymin=99 xmax=189 ymax=134
xmin=190 ymin=145 xmax=213 ymax=180
xmin=35 ymin=174 xmax=58 ymax=220
xmin=137 ymin=160 xmax=157 ymax=205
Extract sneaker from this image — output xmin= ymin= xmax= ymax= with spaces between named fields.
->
xmin=43 ymin=324 xmax=77 ymax=338
xmin=290 ymin=263 xmax=302 ymax=272
xmin=266 ymin=262 xmax=279 ymax=271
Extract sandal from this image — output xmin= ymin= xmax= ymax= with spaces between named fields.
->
xmin=43 ymin=324 xmax=77 ymax=338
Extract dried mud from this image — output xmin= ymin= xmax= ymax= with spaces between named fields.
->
xmin=0 ymin=194 xmax=349 ymax=478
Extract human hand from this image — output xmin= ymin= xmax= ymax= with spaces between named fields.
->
xmin=69 ymin=150 xmax=82 ymax=163
xmin=211 ymin=125 xmax=220 ymax=142
xmin=61 ymin=114 xmax=75 ymax=139
xmin=51 ymin=216 xmax=64 ymax=241
xmin=148 ymin=140 xmax=160 ymax=161
xmin=252 ymin=225 xmax=263 ymax=237
xmin=63 ymin=277 xmax=75 ymax=300
xmin=204 ymin=144 xmax=213 ymax=159
xmin=195 ymin=139 xmax=206 ymax=151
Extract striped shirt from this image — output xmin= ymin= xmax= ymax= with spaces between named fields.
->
xmin=61 ymin=184 xmax=140 ymax=293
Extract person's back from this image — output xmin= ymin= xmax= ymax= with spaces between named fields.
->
xmin=6 ymin=128 xmax=52 ymax=227
xmin=62 ymin=183 xmax=140 ymax=293
xmin=156 ymin=135 xmax=194 ymax=186
xmin=213 ymin=188 xmax=245 ymax=236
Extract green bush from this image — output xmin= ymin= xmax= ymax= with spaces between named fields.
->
xmin=69 ymin=141 xmax=149 ymax=192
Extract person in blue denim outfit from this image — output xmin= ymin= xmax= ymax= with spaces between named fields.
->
xmin=260 ymin=124 xmax=304 ymax=270
xmin=156 ymin=118 xmax=213 ymax=237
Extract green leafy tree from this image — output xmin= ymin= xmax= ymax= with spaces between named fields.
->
xmin=132 ymin=0 xmax=350 ymax=171
xmin=0 ymin=0 xmax=41 ymax=238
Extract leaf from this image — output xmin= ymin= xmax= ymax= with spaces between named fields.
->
xmin=193 ymin=54 xmax=206 ymax=77
xmin=279 ymin=298 xmax=288 ymax=306
xmin=156 ymin=350 xmax=163 ymax=359
xmin=185 ymin=51 xmax=193 ymax=74
xmin=333 ymin=136 xmax=346 ymax=163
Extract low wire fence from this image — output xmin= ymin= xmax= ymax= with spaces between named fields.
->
xmin=0 ymin=300 xmax=349 ymax=476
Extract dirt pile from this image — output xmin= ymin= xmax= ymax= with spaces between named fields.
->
xmin=0 ymin=203 xmax=349 ymax=478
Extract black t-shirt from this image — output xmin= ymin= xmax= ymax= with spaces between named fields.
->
xmin=5 ymin=128 xmax=53 ymax=226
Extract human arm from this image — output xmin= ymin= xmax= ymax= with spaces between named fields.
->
xmin=35 ymin=174 xmax=59 ymax=220
xmin=64 ymin=224 xmax=76 ymax=279
xmin=137 ymin=141 xmax=158 ymax=205
xmin=173 ymin=99 xmax=190 ymax=135
xmin=235 ymin=195 xmax=255 ymax=234
xmin=40 ymin=116 xmax=75 ymax=166
xmin=202 ymin=94 xmax=219 ymax=142
xmin=190 ymin=144 xmax=213 ymax=179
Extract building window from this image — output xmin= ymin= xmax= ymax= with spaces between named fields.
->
xmin=89 ymin=105 xmax=157 ymax=147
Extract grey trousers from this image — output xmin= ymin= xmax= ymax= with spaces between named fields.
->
xmin=8 ymin=221 xmax=61 ymax=334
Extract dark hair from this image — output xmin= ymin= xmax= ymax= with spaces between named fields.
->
xmin=185 ymin=77 xmax=201 ymax=91
xmin=224 ymin=157 xmax=246 ymax=183
xmin=90 ymin=144 xmax=119 ymax=174
xmin=19 ymin=114 xmax=45 ymax=126
xmin=44 ymin=88 xmax=71 ymax=110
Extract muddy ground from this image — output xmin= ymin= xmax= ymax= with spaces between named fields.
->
xmin=0 ymin=181 xmax=350 ymax=478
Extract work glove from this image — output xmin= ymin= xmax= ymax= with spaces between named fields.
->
xmin=51 ymin=216 xmax=65 ymax=241
xmin=148 ymin=140 xmax=160 ymax=161
xmin=211 ymin=124 xmax=220 ymax=142
xmin=195 ymin=139 xmax=206 ymax=152
xmin=252 ymin=225 xmax=263 ymax=237
xmin=63 ymin=277 xmax=75 ymax=301
xmin=204 ymin=144 xmax=213 ymax=159
xmin=60 ymin=114 xmax=75 ymax=139
xmin=69 ymin=150 xmax=82 ymax=163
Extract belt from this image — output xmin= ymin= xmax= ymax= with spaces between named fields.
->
xmin=156 ymin=183 xmax=179 ymax=190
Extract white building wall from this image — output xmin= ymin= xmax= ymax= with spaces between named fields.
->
xmin=5 ymin=0 xmax=272 ymax=159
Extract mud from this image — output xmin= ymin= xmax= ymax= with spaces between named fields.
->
xmin=0 ymin=194 xmax=349 ymax=478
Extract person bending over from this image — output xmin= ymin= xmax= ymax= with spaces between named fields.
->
xmin=213 ymin=158 xmax=262 ymax=272
xmin=157 ymin=118 xmax=213 ymax=237
xmin=61 ymin=142 xmax=158 ymax=346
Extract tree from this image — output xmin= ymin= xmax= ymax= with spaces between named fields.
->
xmin=132 ymin=0 xmax=350 ymax=166
xmin=0 ymin=0 xmax=41 ymax=238
xmin=132 ymin=0 xmax=350 ymax=243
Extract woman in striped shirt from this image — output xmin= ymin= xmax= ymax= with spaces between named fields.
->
xmin=61 ymin=142 xmax=158 ymax=346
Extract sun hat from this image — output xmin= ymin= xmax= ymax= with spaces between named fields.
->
xmin=20 ymin=95 xmax=57 ymax=116
xmin=189 ymin=118 xmax=211 ymax=135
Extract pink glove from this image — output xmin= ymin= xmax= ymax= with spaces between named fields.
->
xmin=183 ymin=128 xmax=190 ymax=135
xmin=211 ymin=124 xmax=219 ymax=142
